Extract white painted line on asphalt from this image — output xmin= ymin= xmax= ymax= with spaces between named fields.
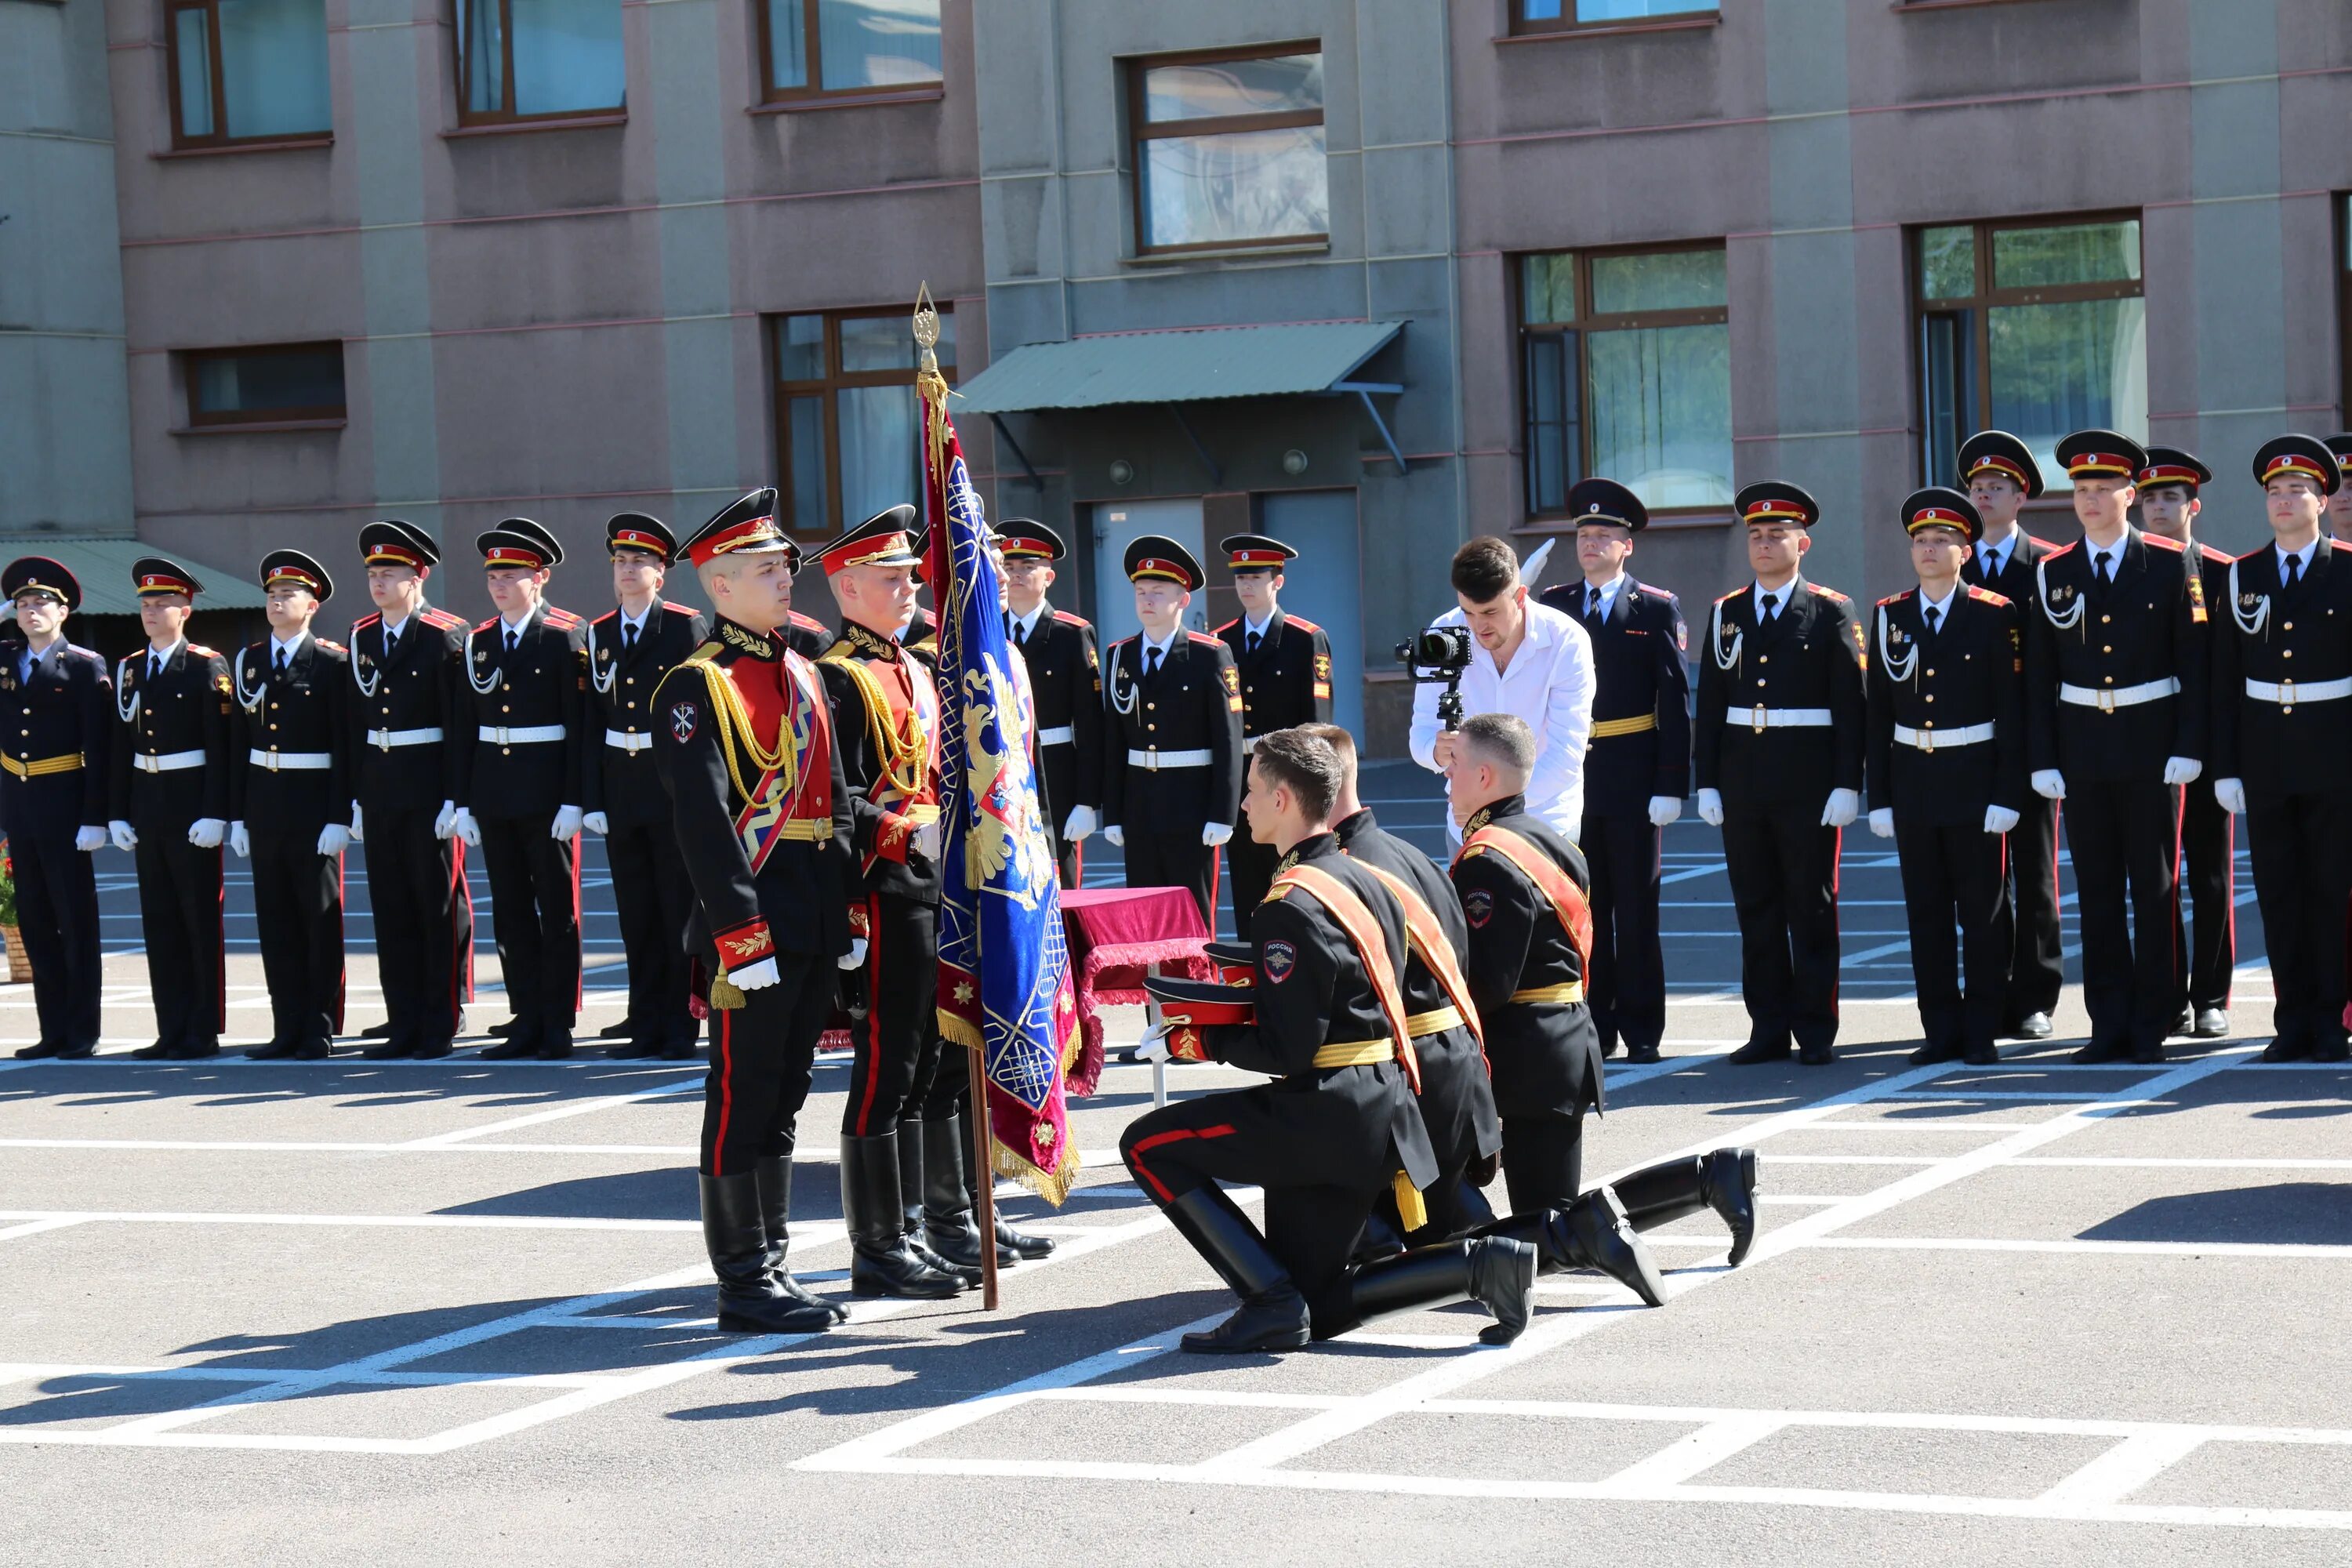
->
xmin=1806 ymin=1236 xmax=2352 ymax=1261
xmin=1894 ymin=1089 xmax=2112 ymax=1102
xmin=0 ymin=1208 xmax=731 ymax=1236
xmin=401 ymin=1076 xmax=703 ymax=1147
xmin=2007 ymin=1156 xmax=2352 ymax=1171
xmin=1762 ymin=1153 xmax=1940 ymax=1166
xmin=1599 ymin=1413 xmax=1787 ymax=1489
xmin=0 ymin=1218 xmax=84 ymax=1243
xmin=2039 ymin=1430 xmax=2214 ymax=1507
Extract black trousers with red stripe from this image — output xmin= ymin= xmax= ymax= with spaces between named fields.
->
xmin=1896 ymin=819 xmax=2011 ymax=1058
xmin=363 ymin=806 xmax=471 ymax=1048
xmin=699 ymin=950 xmax=836 ymax=1177
xmin=133 ymin=828 xmax=223 ymax=1051
xmin=249 ymin=822 xmax=344 ymax=1049
xmin=478 ymin=812 xmax=579 ymax=1044
xmin=1124 ymin=833 xmax=1221 ymax=937
xmin=840 ymin=891 xmax=942 ymax=1137
xmin=2172 ymin=781 xmax=2235 ymax=1014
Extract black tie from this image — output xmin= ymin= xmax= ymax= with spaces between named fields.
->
xmin=1587 ymin=587 xmax=1602 ymax=619
xmin=1924 ymin=605 xmax=1941 ymax=635
xmin=506 ymin=629 xmax=520 ymax=655
xmin=149 ymin=653 xmax=163 ymax=682
xmin=1760 ymin=594 xmax=1778 ymax=626
xmin=275 ymin=648 xmax=289 ymax=675
xmin=1013 ymin=620 xmax=1029 ymax=650
xmin=2095 ymin=554 xmax=2114 ymax=589
xmin=2285 ymin=553 xmax=2302 ymax=589
xmin=1984 ymin=548 xmax=2002 ymax=581
xmin=383 ymin=626 xmax=399 ymax=662
xmin=624 ymin=622 xmax=638 ymax=654
xmin=1246 ymin=630 xmax=1261 ymax=658
xmin=1146 ymin=646 xmax=1163 ymax=677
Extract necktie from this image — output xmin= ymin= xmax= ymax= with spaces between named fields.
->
xmin=2095 ymin=554 xmax=2114 ymax=589
xmin=1587 ymin=586 xmax=1602 ymax=619
xmin=275 ymin=648 xmax=289 ymax=675
xmin=1013 ymin=620 xmax=1028 ymax=650
xmin=506 ymin=629 xmax=520 ymax=655
xmin=1984 ymin=548 xmax=2003 ymax=580
xmin=1924 ymin=605 xmax=1941 ymax=634
xmin=149 ymin=653 xmax=162 ymax=682
xmin=624 ymin=622 xmax=638 ymax=654
xmin=383 ymin=626 xmax=399 ymax=662
xmin=1246 ymin=630 xmax=1261 ymax=658
xmin=1760 ymin=594 xmax=1778 ymax=626
xmin=2285 ymin=553 xmax=2302 ymax=589
xmin=1146 ymin=645 xmax=1163 ymax=677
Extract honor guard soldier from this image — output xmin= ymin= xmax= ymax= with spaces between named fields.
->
xmin=1215 ymin=535 xmax=1334 ymax=938
xmin=2136 ymin=447 xmax=2235 ymax=1040
xmin=349 ymin=521 xmax=476 ymax=1060
xmin=1000 ymin=521 xmax=1102 ymax=888
xmin=229 ymin=551 xmax=354 ymax=1059
xmin=1099 ymin=536 xmax=1243 ymax=932
xmin=2027 ymin=430 xmax=2210 ymax=1065
xmin=1864 ymin=491 xmax=2027 ymax=1067
xmin=1958 ymin=431 xmax=2062 ymax=1041
xmin=1537 ymin=478 xmax=1692 ymax=1064
xmin=2211 ymin=438 xmax=2352 ymax=1062
xmin=109 ymin=559 xmax=232 ymax=1060
xmin=583 ymin=514 xmax=710 ymax=1059
xmin=2325 ymin=434 xmax=2352 ymax=544
xmin=656 ymin=492 xmax=856 ymax=1334
xmin=454 ymin=519 xmax=590 ymax=1061
xmin=1694 ymin=482 xmax=1866 ymax=1066
xmin=2 ymin=558 xmax=110 ymax=1060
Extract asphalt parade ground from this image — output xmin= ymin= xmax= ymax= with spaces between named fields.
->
xmin=4 ymin=761 xmax=2348 ymax=1564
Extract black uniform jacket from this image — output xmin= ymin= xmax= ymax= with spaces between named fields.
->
xmin=229 ymin=633 xmax=352 ymax=829
xmin=0 ymin=640 xmax=111 ymax=836
xmin=1963 ymin=530 xmax=2056 ymax=607
xmin=816 ymin=620 xmax=941 ymax=905
xmin=1199 ymin=832 xmax=1439 ymax=1193
xmin=1694 ymin=578 xmax=1866 ymax=811
xmin=1216 ymin=608 xmax=1334 ymax=742
xmin=1100 ymin=630 xmax=1243 ymax=832
xmin=347 ymin=606 xmax=470 ymax=812
xmin=653 ymin=618 xmax=853 ymax=966
xmin=1864 ymin=586 xmax=2027 ymax=823
xmin=456 ymin=604 xmax=590 ymax=818
xmin=1449 ymin=794 xmax=1605 ymax=1121
xmin=2025 ymin=528 xmax=2209 ymax=782
xmin=1018 ymin=604 xmax=1103 ymax=812
xmin=110 ymin=641 xmax=231 ymax=827
xmin=585 ymin=600 xmax=710 ymax=826
xmin=1541 ymin=575 xmax=1692 ymax=815
xmin=2212 ymin=538 xmax=2352 ymax=808
xmin=786 ymin=612 xmax=832 ymax=661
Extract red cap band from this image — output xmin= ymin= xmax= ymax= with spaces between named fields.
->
xmin=1965 ymin=456 xmax=2027 ymax=485
xmin=2066 ymin=452 xmax=2136 ymax=477
xmin=1129 ymin=557 xmax=1193 ymax=586
xmin=1229 ymin=548 xmax=1287 ymax=566
xmin=1743 ymin=500 xmax=1808 ymax=523
xmin=2138 ymin=465 xmax=2201 ymax=486
xmin=483 ymin=546 xmax=545 ymax=569
xmin=1907 ymin=506 xmax=1971 ymax=532
xmin=612 ymin=529 xmax=668 ymax=557
xmin=2262 ymin=454 xmax=2328 ymax=484
xmin=818 ymin=531 xmax=914 ymax=576
xmin=364 ymin=546 xmax=425 ymax=569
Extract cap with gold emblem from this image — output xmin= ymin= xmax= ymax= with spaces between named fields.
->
xmin=476 ymin=517 xmax=563 ymax=572
xmin=1956 ymin=430 xmax=2045 ymax=499
xmin=2 ymin=556 xmax=80 ymax=611
xmin=2055 ymin=430 xmax=2148 ymax=483
xmin=681 ymin=488 xmax=797 ymax=571
xmin=996 ymin=519 xmax=1065 ymax=562
xmin=360 ymin=519 xmax=440 ymax=572
xmin=261 ymin=548 xmax=333 ymax=601
xmin=131 ymin=556 xmax=203 ymax=600
xmin=2252 ymin=434 xmax=2343 ymax=496
xmin=2137 ymin=446 xmax=2212 ymax=493
xmin=606 ymin=512 xmax=677 ymax=563
xmin=1221 ymin=534 xmax=1298 ymax=572
xmin=1124 ymin=534 xmax=1204 ymax=590
xmin=1566 ymin=477 xmax=1647 ymax=532
xmin=816 ymin=503 xmax=921 ymax=576
xmin=1900 ymin=487 xmax=1982 ymax=543
xmin=1733 ymin=481 xmax=1820 ymax=528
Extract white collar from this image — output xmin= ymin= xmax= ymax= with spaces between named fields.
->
xmin=2279 ymin=535 xmax=2319 ymax=572
xmin=1243 ymin=610 xmax=1276 ymax=638
xmin=499 ymin=609 xmax=534 ymax=637
xmin=269 ymin=630 xmax=307 ymax=660
xmin=1141 ymin=625 xmax=1181 ymax=657
xmin=1011 ymin=602 xmax=1047 ymax=637
xmin=1977 ymin=532 xmax=2013 ymax=568
xmin=2087 ymin=534 xmax=2126 ymax=566
xmin=617 ymin=603 xmax=652 ymax=633
xmin=1582 ymin=575 xmax=1625 ymax=610
xmin=1918 ymin=583 xmax=1961 ymax=621
xmin=1752 ymin=579 xmax=1797 ymax=612
xmin=379 ymin=611 xmax=412 ymax=641
xmin=146 ymin=637 xmax=186 ymax=666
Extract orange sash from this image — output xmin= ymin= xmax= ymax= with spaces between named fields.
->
xmin=1457 ymin=825 xmax=1594 ymax=972
xmin=1353 ymin=860 xmax=1483 ymax=1051
xmin=1267 ymin=862 xmax=1421 ymax=1093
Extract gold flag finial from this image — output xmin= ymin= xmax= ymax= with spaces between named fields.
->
xmin=913 ymin=282 xmax=941 ymax=374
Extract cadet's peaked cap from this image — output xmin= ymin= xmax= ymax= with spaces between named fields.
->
xmin=2323 ymin=433 xmax=2352 ymax=461
xmin=1900 ymin=487 xmax=1982 ymax=544
xmin=477 ymin=517 xmax=562 ymax=571
xmin=1221 ymin=534 xmax=1298 ymax=569
xmin=1142 ymin=972 xmax=1256 ymax=1029
xmin=606 ymin=512 xmax=678 ymax=563
xmin=1125 ymin=535 xmax=1203 ymax=590
xmin=685 ymin=488 xmax=796 ymax=570
xmin=817 ymin=504 xmax=921 ymax=575
xmin=131 ymin=556 xmax=202 ymax=600
xmin=1957 ymin=430 xmax=2045 ymax=499
xmin=3 ymin=556 xmax=80 ymax=611
xmin=2252 ymin=434 xmax=2343 ymax=496
xmin=360 ymin=520 xmax=440 ymax=571
xmin=1733 ymin=481 xmax=1820 ymax=528
xmin=2056 ymin=430 xmax=2147 ymax=482
xmin=1200 ymin=939 xmax=1257 ymax=986
xmin=2138 ymin=446 xmax=2212 ymax=492
xmin=996 ymin=520 xmax=1065 ymax=561
xmin=1566 ymin=477 xmax=1648 ymax=532
xmin=262 ymin=548 xmax=333 ymax=602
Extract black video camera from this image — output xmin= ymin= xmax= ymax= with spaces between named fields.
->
xmin=1396 ymin=624 xmax=1475 ymax=732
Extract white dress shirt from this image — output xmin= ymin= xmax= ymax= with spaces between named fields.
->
xmin=1409 ymin=597 xmax=1595 ymax=842
xmin=2278 ymin=537 xmax=2318 ymax=579
xmin=1916 ymin=583 xmax=1960 ymax=628
xmin=1139 ymin=625 xmax=1181 ymax=667
xmin=2086 ymin=536 xmax=2125 ymax=580
xmin=379 ymin=612 xmax=412 ymax=645
xmin=1009 ymin=604 xmax=1047 ymax=642
xmin=1574 ymin=575 xmax=1627 ymax=621
xmin=1975 ymin=528 xmax=2018 ymax=582
xmin=268 ymin=631 xmax=307 ymax=668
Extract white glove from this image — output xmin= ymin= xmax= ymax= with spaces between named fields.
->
xmin=1695 ymin=788 xmax=1725 ymax=827
xmin=908 ymin=820 xmax=942 ymax=864
xmin=2162 ymin=756 xmax=2203 ymax=787
xmin=728 ymin=956 xmax=780 ymax=992
xmin=837 ymin=936 xmax=868 ymax=971
xmin=1062 ymin=804 xmax=1098 ymax=842
xmin=1646 ymin=795 xmax=1682 ymax=828
xmin=1821 ymin=788 xmax=1859 ymax=829
xmin=349 ymin=804 xmax=363 ymax=843
xmin=2031 ymin=769 xmax=2067 ymax=801
xmin=1867 ymin=808 xmax=1896 ymax=840
xmin=317 ymin=824 xmax=351 ymax=857
xmin=1102 ymin=823 xmax=1126 ymax=848
xmin=2214 ymin=777 xmax=2246 ymax=815
xmin=1983 ymin=804 xmax=2020 ymax=835
xmin=187 ymin=818 xmax=226 ymax=850
xmin=550 ymin=804 xmax=583 ymax=841
xmin=228 ymin=822 xmax=250 ymax=858
xmin=108 ymin=820 xmax=137 ymax=852
xmin=452 ymin=808 xmax=481 ymax=848
xmin=433 ymin=800 xmax=457 ymax=840
xmin=1202 ymin=821 xmax=1233 ymax=848
xmin=75 ymin=825 xmax=107 ymax=853
xmin=582 ymin=811 xmax=609 ymax=837
xmin=1133 ymin=1024 xmax=1172 ymax=1064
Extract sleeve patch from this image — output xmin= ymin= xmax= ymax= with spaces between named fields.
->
xmin=1221 ymin=664 xmax=1240 ymax=697
xmin=1261 ymin=938 xmax=1298 ymax=983
xmin=670 ymin=699 xmax=699 ymax=743
xmin=1463 ymin=887 xmax=1495 ymax=928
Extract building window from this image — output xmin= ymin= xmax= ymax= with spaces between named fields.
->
xmin=2339 ymin=194 xmax=2352 ymax=427
xmin=453 ymin=0 xmax=626 ymax=124
xmin=185 ymin=343 xmax=347 ymax=427
xmin=771 ymin=307 xmax=954 ymax=537
xmin=1915 ymin=215 xmax=2146 ymax=490
xmin=1129 ymin=45 xmax=1327 ymax=255
xmin=761 ymin=0 xmax=942 ymax=101
xmin=1518 ymin=245 xmax=1733 ymax=519
xmin=167 ymin=0 xmax=331 ymax=147
xmin=1512 ymin=0 xmax=1718 ymax=32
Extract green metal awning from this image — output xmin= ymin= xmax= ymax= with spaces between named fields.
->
xmin=952 ymin=320 xmax=1405 ymax=414
xmin=0 ymin=537 xmax=269 ymax=617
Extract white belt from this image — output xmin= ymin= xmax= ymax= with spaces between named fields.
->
xmin=366 ymin=726 xmax=444 ymax=751
xmin=1742 ymin=706 xmax=1833 ymax=731
xmin=132 ymin=750 xmax=205 ymax=774
xmin=1036 ymin=725 xmax=1075 ymax=746
xmin=2246 ymin=676 xmax=2352 ymax=706
xmin=2059 ymin=677 xmax=2179 ymax=713
xmin=1893 ymin=723 xmax=1994 ymax=753
xmin=1127 ymin=747 xmax=1213 ymax=771
xmin=479 ymin=724 xmax=566 ymax=745
xmin=604 ymin=730 xmax=654 ymax=753
xmin=248 ymin=750 xmax=332 ymax=771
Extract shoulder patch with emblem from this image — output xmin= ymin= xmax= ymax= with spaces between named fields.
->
xmin=1261 ymin=939 xmax=1298 ymax=984
xmin=1463 ymin=887 xmax=1495 ymax=928
xmin=669 ymin=698 xmax=699 ymax=744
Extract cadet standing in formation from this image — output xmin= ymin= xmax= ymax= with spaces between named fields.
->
xmin=999 ymin=521 xmax=1102 ymax=889
xmin=110 ymin=559 xmax=231 ymax=1061
xmin=583 ymin=514 xmax=709 ymax=1059
xmin=1216 ymin=535 xmax=1333 ymax=938
xmin=1099 ymin=536 xmax=1243 ymax=932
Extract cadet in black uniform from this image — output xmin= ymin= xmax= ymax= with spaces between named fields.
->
xmin=2027 ymin=431 xmax=2210 ymax=1065
xmin=1099 ymin=536 xmax=1243 ymax=932
xmin=1000 ymin=522 xmax=1102 ymax=889
xmin=1864 ymin=490 xmax=2027 ymax=1067
xmin=1537 ymin=477 xmax=1692 ymax=1064
xmin=2325 ymin=434 xmax=2352 ymax=546
xmin=583 ymin=514 xmax=710 ymax=1059
xmin=348 ymin=521 xmax=476 ymax=1060
xmin=2135 ymin=448 xmax=2235 ymax=1040
xmin=453 ymin=519 xmax=590 ymax=1061
xmin=109 ymin=559 xmax=232 ymax=1060
xmin=2212 ymin=437 xmax=2352 ymax=1062
xmin=2 ymin=558 xmax=110 ymax=1060
xmin=1958 ymin=431 xmax=2063 ymax=1041
xmin=229 ymin=550 xmax=353 ymax=1059
xmin=1216 ymin=535 xmax=1333 ymax=938
xmin=1694 ymin=482 xmax=1866 ymax=1066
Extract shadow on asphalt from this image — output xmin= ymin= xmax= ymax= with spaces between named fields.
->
xmin=2081 ymin=1181 xmax=2352 ymax=1247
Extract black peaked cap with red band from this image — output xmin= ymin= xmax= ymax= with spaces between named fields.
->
xmin=1900 ymin=487 xmax=1983 ymax=544
xmin=261 ymin=548 xmax=333 ymax=602
xmin=1733 ymin=481 xmax=1820 ymax=528
xmin=996 ymin=519 xmax=1065 ymax=561
xmin=131 ymin=555 xmax=203 ymax=600
xmin=816 ymin=503 xmax=921 ymax=576
xmin=682 ymin=488 xmax=797 ymax=570
xmin=477 ymin=517 xmax=563 ymax=571
xmin=1124 ymin=534 xmax=1204 ymax=590
xmin=606 ymin=512 xmax=677 ymax=563
xmin=2056 ymin=430 xmax=2148 ymax=483
xmin=2252 ymin=434 xmax=2343 ymax=496
xmin=1142 ymin=972 xmax=1257 ymax=1028
xmin=360 ymin=519 xmax=440 ymax=572
xmin=3 ymin=556 xmax=81 ymax=611
xmin=1956 ymin=430 xmax=2046 ymax=499
xmin=2137 ymin=445 xmax=2212 ymax=492
xmin=1221 ymin=533 xmax=1298 ymax=572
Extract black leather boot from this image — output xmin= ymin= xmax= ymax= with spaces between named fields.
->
xmin=1612 ymin=1147 xmax=1760 ymax=1267
xmin=921 ymin=1116 xmax=1010 ymax=1279
xmin=840 ymin=1134 xmax=965 ymax=1298
xmin=961 ymin=1097 xmax=1052 ymax=1258
xmin=700 ymin=1173 xmax=838 ymax=1334
xmin=1333 ymin=1235 xmax=1539 ymax=1346
xmin=1164 ymin=1187 xmax=1309 ymax=1353
xmin=1472 ymin=1187 xmax=1666 ymax=1307
xmin=752 ymin=1154 xmax=848 ymax=1323
xmin=897 ymin=1118 xmax=982 ymax=1286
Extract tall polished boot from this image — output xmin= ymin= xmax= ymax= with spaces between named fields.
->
xmin=700 ymin=1173 xmax=839 ymax=1334
xmin=1163 ymin=1186 xmax=1309 ymax=1353
xmin=962 ymin=1095 xmax=1053 ymax=1258
xmin=1472 ymin=1186 xmax=1666 ymax=1307
xmin=1612 ymin=1147 xmax=1760 ymax=1266
xmin=1327 ymin=1235 xmax=1539 ymax=1346
xmin=752 ymin=1154 xmax=848 ymax=1323
xmin=898 ymin=1117 xmax=982 ymax=1287
xmin=922 ymin=1115 xmax=1012 ymax=1278
xmin=840 ymin=1133 xmax=965 ymax=1299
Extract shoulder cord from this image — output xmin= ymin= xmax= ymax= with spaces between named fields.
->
xmin=2227 ymin=557 xmax=2270 ymax=639
xmin=1708 ymin=598 xmax=1743 ymax=673
xmin=586 ymin=619 xmax=619 ymax=695
xmin=2038 ymin=556 xmax=2085 ymax=633
xmin=114 ymin=655 xmax=141 ymax=724
xmin=820 ymin=652 xmax=929 ymax=796
xmin=465 ymin=626 xmax=502 ymax=695
xmin=1107 ymin=646 xmax=1142 ymax=717
xmin=1875 ymin=604 xmax=1918 ymax=688
xmin=683 ymin=658 xmax=797 ymax=807
xmin=232 ymin=648 xmax=269 ymax=714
